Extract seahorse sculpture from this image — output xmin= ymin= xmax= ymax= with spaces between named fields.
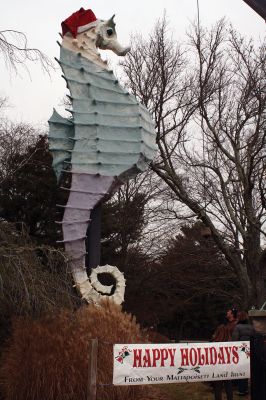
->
xmin=48 ymin=7 xmax=156 ymax=304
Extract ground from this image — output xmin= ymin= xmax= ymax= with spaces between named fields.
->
xmin=153 ymin=383 xmax=251 ymax=400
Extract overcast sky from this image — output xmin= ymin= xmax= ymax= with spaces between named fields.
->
xmin=0 ymin=0 xmax=265 ymax=128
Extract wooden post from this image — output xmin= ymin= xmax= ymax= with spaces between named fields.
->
xmin=87 ymin=338 xmax=98 ymax=400
xmin=250 ymin=335 xmax=266 ymax=400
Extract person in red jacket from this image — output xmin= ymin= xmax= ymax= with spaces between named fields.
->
xmin=212 ymin=324 xmax=233 ymax=400
xmin=226 ymin=307 xmax=238 ymax=334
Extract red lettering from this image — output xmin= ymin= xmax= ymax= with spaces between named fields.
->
xmin=152 ymin=349 xmax=160 ymax=367
xmin=133 ymin=349 xmax=142 ymax=368
xmin=197 ymin=348 xmax=206 ymax=366
xmin=232 ymin=346 xmax=239 ymax=364
xmin=217 ymin=347 xmax=225 ymax=364
xmin=143 ymin=349 xmax=151 ymax=367
xmin=224 ymin=346 xmax=232 ymax=363
xmin=209 ymin=347 xmax=218 ymax=365
xmin=204 ymin=347 xmax=209 ymax=365
xmin=181 ymin=348 xmax=189 ymax=366
xmin=160 ymin=349 xmax=168 ymax=367
xmin=190 ymin=348 xmax=198 ymax=366
xmin=168 ymin=348 xmax=176 ymax=366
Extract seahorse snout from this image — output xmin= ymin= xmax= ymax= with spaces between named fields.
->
xmin=112 ymin=44 xmax=131 ymax=56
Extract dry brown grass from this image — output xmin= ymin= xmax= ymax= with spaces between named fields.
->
xmin=0 ymin=300 xmax=156 ymax=400
xmin=0 ymin=222 xmax=80 ymax=344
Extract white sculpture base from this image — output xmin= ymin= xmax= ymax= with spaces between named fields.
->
xmin=75 ymin=265 xmax=126 ymax=305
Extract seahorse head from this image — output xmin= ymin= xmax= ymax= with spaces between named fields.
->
xmin=61 ymin=8 xmax=130 ymax=58
xmin=94 ymin=15 xmax=130 ymax=56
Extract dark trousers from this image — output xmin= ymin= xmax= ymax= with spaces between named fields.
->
xmin=213 ymin=380 xmax=233 ymax=400
xmin=238 ymin=379 xmax=248 ymax=394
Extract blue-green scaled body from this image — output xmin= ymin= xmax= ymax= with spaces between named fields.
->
xmin=48 ymin=14 xmax=156 ymax=302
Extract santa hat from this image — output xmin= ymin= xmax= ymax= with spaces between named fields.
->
xmin=61 ymin=8 xmax=97 ymax=38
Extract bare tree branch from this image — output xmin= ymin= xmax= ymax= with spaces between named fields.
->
xmin=122 ymin=16 xmax=266 ymax=306
xmin=0 ymin=29 xmax=54 ymax=75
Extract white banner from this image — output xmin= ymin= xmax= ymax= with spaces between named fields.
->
xmin=113 ymin=342 xmax=250 ymax=385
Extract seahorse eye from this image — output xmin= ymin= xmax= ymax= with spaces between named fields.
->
xmin=106 ymin=28 xmax=113 ymax=37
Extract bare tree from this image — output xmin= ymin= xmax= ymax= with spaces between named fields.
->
xmin=0 ymin=96 xmax=8 ymax=110
xmin=125 ymin=223 xmax=240 ymax=339
xmin=0 ymin=121 xmax=39 ymax=184
xmin=121 ymin=17 xmax=266 ymax=307
xmin=0 ymin=29 xmax=53 ymax=74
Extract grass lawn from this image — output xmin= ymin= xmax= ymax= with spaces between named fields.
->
xmin=154 ymin=382 xmax=250 ymax=400
xmin=156 ymin=382 xmax=251 ymax=400
xmin=158 ymin=382 xmax=214 ymax=400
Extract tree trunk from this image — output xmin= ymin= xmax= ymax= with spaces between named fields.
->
xmin=244 ymin=222 xmax=264 ymax=308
